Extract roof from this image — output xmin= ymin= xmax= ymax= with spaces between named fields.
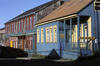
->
xmin=0 ymin=27 xmax=5 ymax=30
xmin=36 ymin=0 xmax=93 ymax=25
xmin=5 ymin=0 xmax=59 ymax=24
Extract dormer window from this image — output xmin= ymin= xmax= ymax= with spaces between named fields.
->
xmin=61 ymin=1 xmax=64 ymax=5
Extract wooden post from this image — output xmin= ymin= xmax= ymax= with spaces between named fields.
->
xmin=64 ymin=20 xmax=66 ymax=50
xmin=77 ymin=16 xmax=80 ymax=56
xmin=70 ymin=19 xmax=72 ymax=50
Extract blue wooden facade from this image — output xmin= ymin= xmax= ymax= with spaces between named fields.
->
xmin=36 ymin=1 xmax=100 ymax=60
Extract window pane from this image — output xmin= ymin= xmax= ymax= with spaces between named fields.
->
xmin=19 ymin=21 xmax=20 ymax=31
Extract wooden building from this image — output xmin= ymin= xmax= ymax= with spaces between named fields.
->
xmin=4 ymin=0 xmax=69 ymax=56
xmin=0 ymin=28 xmax=5 ymax=46
xmin=35 ymin=0 xmax=100 ymax=59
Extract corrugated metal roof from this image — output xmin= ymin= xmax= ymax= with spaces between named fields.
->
xmin=5 ymin=0 xmax=59 ymax=24
xmin=36 ymin=0 xmax=93 ymax=25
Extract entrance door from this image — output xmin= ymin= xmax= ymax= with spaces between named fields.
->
xmin=20 ymin=39 xmax=24 ymax=50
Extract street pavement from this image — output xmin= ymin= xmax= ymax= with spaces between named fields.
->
xmin=0 ymin=57 xmax=100 ymax=66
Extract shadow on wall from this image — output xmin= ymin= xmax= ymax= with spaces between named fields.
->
xmin=44 ymin=49 xmax=61 ymax=59
xmin=0 ymin=45 xmax=28 ymax=58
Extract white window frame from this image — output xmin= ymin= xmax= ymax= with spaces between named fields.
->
xmin=46 ymin=27 xmax=49 ymax=43
xmin=41 ymin=28 xmax=44 ymax=43
xmin=37 ymin=29 xmax=40 ymax=43
xmin=50 ymin=26 xmax=53 ymax=43
xmin=53 ymin=25 xmax=57 ymax=43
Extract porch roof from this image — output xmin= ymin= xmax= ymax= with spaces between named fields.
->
xmin=36 ymin=0 xmax=93 ymax=26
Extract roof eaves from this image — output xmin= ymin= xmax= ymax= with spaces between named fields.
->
xmin=4 ymin=12 xmax=35 ymax=24
xmin=35 ymin=13 xmax=77 ymax=26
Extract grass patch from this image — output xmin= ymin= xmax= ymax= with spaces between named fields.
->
xmin=31 ymin=53 xmax=46 ymax=58
xmin=60 ymin=58 xmax=74 ymax=61
xmin=31 ymin=54 xmax=74 ymax=61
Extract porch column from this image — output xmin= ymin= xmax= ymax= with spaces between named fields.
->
xmin=77 ymin=16 xmax=80 ymax=56
xmin=70 ymin=19 xmax=72 ymax=50
xmin=64 ymin=20 xmax=66 ymax=50
xmin=83 ymin=24 xmax=85 ymax=42
xmin=87 ymin=22 xmax=88 ymax=50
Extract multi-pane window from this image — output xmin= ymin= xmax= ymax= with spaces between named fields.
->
xmin=41 ymin=28 xmax=44 ymax=43
xmin=12 ymin=23 xmax=13 ymax=33
xmin=37 ymin=29 xmax=40 ymax=43
xmin=14 ymin=22 xmax=15 ymax=32
xmin=50 ymin=26 xmax=53 ymax=43
xmin=26 ymin=38 xmax=28 ymax=49
xmin=8 ymin=24 xmax=9 ymax=34
xmin=30 ymin=17 xmax=32 ymax=29
xmin=10 ymin=23 xmax=11 ymax=33
xmin=23 ymin=18 xmax=25 ymax=29
xmin=21 ymin=19 xmax=23 ymax=31
xmin=13 ymin=41 xmax=18 ymax=48
xmin=29 ymin=37 xmax=32 ymax=49
xmin=16 ymin=21 xmax=18 ymax=31
xmin=27 ymin=17 xmax=29 ymax=30
xmin=26 ymin=36 xmax=32 ymax=50
xmin=46 ymin=27 xmax=49 ymax=43
xmin=5 ymin=25 xmax=7 ymax=34
xmin=32 ymin=16 xmax=35 ymax=29
xmin=53 ymin=25 xmax=57 ymax=43
xmin=19 ymin=20 xmax=20 ymax=31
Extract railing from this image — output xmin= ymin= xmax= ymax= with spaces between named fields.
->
xmin=64 ymin=42 xmax=92 ymax=50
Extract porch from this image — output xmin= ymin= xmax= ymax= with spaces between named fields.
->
xmin=58 ymin=15 xmax=97 ymax=56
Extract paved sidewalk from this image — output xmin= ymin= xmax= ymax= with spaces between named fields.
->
xmin=16 ymin=57 xmax=100 ymax=66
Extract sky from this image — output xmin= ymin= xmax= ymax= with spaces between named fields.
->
xmin=0 ymin=0 xmax=52 ymax=29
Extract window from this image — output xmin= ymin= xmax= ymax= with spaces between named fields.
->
xmin=10 ymin=23 xmax=11 ymax=32
xmin=32 ymin=16 xmax=35 ymax=29
xmin=26 ymin=37 xmax=28 ymax=49
xmin=41 ymin=28 xmax=44 ymax=43
xmin=53 ymin=25 xmax=57 ymax=43
xmin=37 ymin=29 xmax=40 ymax=43
xmin=46 ymin=27 xmax=49 ymax=43
xmin=27 ymin=17 xmax=29 ymax=30
xmin=14 ymin=22 xmax=15 ymax=32
xmin=26 ymin=36 xmax=32 ymax=50
xmin=8 ymin=24 xmax=9 ymax=33
xmin=29 ymin=37 xmax=32 ymax=49
xmin=30 ymin=17 xmax=32 ymax=29
xmin=21 ymin=19 xmax=23 ymax=31
xmin=19 ymin=20 xmax=20 ymax=31
xmin=5 ymin=25 xmax=7 ymax=34
xmin=13 ymin=41 xmax=18 ymax=48
xmin=50 ymin=26 xmax=53 ymax=43
xmin=61 ymin=1 xmax=64 ymax=5
xmin=23 ymin=18 xmax=26 ymax=29
xmin=16 ymin=21 xmax=18 ymax=31
xmin=12 ymin=23 xmax=13 ymax=33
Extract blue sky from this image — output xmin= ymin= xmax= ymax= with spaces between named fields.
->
xmin=0 ymin=0 xmax=51 ymax=29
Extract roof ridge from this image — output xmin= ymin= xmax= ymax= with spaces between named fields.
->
xmin=36 ymin=0 xmax=93 ymax=25
xmin=5 ymin=0 xmax=59 ymax=24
